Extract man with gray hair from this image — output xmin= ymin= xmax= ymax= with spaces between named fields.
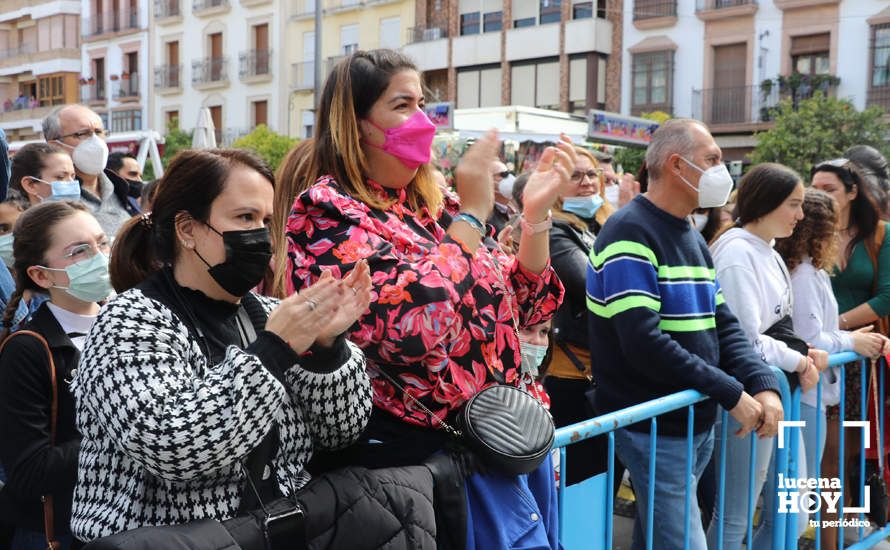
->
xmin=585 ymin=119 xmax=782 ymax=549
xmin=42 ymin=105 xmax=139 ymax=236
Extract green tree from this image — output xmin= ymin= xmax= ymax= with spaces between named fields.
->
xmin=750 ymin=93 xmax=890 ymax=177
xmin=232 ymin=125 xmax=298 ymax=172
xmin=141 ymin=117 xmax=192 ymax=181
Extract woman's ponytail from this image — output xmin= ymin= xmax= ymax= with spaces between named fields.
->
xmin=110 ymin=214 xmax=157 ymax=293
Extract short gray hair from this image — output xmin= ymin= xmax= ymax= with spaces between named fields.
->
xmin=42 ymin=105 xmax=68 ymax=141
xmin=644 ymin=118 xmax=706 ymax=182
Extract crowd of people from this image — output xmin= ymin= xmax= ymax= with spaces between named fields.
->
xmin=0 ymin=47 xmax=888 ymax=550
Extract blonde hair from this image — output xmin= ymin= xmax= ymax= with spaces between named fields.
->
xmin=304 ymin=49 xmax=443 ymax=216
xmin=552 ymin=146 xmax=615 ymax=231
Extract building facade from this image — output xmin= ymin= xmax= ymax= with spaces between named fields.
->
xmin=402 ymin=0 xmax=619 ymax=119
xmin=285 ymin=0 xmax=415 ymax=139
xmin=0 ymin=0 xmax=82 ymax=142
xmin=623 ymin=0 xmax=890 ymax=160
xmin=150 ymin=0 xmax=282 ymax=144
xmin=81 ymin=0 xmax=150 ymax=137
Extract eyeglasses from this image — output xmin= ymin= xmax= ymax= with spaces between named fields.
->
xmin=570 ymin=169 xmax=603 ymax=184
xmin=58 ymin=128 xmax=110 ymax=141
xmin=61 ymin=241 xmax=111 ymax=261
xmin=493 ymin=170 xmax=513 ymax=179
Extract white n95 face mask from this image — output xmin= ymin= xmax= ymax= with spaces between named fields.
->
xmin=66 ymin=134 xmax=109 ymax=176
xmin=679 ymin=158 xmax=734 ymax=208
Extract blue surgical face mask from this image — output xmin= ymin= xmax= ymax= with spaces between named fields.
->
xmin=0 ymin=233 xmax=13 ymax=267
xmin=31 ymin=177 xmax=81 ymax=203
xmin=562 ymin=194 xmax=604 ymax=219
xmin=520 ymin=340 xmax=548 ymax=377
xmin=40 ymin=252 xmax=112 ymax=303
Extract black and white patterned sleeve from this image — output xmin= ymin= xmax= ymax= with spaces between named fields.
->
xmin=284 ymin=340 xmax=372 ymax=451
xmin=75 ymin=291 xmax=286 ymax=481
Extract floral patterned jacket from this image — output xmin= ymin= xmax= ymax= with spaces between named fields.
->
xmin=286 ymin=176 xmax=564 ymax=428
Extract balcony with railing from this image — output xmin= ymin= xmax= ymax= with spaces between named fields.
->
xmin=239 ymin=50 xmax=272 ymax=81
xmin=192 ymin=0 xmax=230 ymax=14
xmin=0 ymin=44 xmax=37 ymax=62
xmin=291 ymin=61 xmax=315 ymax=91
xmin=633 ymin=0 xmax=677 ymax=21
xmin=406 ymin=26 xmax=446 ymax=43
xmin=192 ymin=57 xmax=229 ymax=88
xmin=692 ymin=75 xmax=839 ymax=128
xmin=154 ymin=64 xmax=181 ymax=91
xmin=327 ymin=0 xmax=362 ymax=13
xmin=113 ymin=73 xmax=139 ymax=100
xmin=868 ymin=87 xmax=890 ymax=111
xmin=292 ymin=0 xmax=315 ymax=18
xmin=696 ymin=0 xmax=757 ymax=19
xmin=81 ymin=82 xmax=106 ymax=104
xmin=84 ymin=11 xmax=140 ymax=37
xmin=154 ymin=0 xmax=181 ymax=20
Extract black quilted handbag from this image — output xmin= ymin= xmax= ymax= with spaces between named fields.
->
xmin=457 ymin=384 xmax=555 ymax=476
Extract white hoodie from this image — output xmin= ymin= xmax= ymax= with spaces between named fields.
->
xmin=710 ymin=227 xmax=804 ymax=373
xmin=791 ymin=257 xmax=852 ymax=408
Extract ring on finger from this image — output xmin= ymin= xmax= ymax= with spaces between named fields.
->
xmin=306 ymin=299 xmax=318 ymax=311
xmin=350 ymin=287 xmax=358 ymax=295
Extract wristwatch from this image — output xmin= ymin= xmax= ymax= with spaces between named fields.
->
xmin=520 ymin=211 xmax=552 ymax=235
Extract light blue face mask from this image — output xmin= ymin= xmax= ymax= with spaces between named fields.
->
xmin=0 ymin=233 xmax=13 ymax=267
xmin=562 ymin=194 xmax=604 ymax=219
xmin=40 ymin=252 xmax=112 ymax=303
xmin=32 ymin=177 xmax=81 ymax=203
xmin=520 ymin=340 xmax=548 ymax=377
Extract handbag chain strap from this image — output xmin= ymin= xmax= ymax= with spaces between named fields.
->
xmin=369 ymin=364 xmax=462 ymax=438
xmin=489 ymin=253 xmax=544 ymax=401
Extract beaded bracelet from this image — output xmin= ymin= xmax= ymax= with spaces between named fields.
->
xmin=454 ymin=212 xmax=486 ymax=236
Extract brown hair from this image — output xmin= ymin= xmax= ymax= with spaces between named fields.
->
xmin=711 ymin=163 xmax=802 ymax=243
xmin=306 ymin=49 xmax=442 ymax=216
xmin=110 ymin=148 xmax=274 ymax=293
xmin=9 ymin=142 xmax=68 ymax=195
xmin=775 ymin=188 xmax=839 ymax=273
xmin=0 ymin=201 xmax=89 ymax=341
xmin=269 ymin=139 xmax=316 ymax=298
xmin=552 ymin=147 xmax=615 ymax=232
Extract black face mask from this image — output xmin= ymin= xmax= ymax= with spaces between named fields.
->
xmin=195 ymin=223 xmax=272 ymax=297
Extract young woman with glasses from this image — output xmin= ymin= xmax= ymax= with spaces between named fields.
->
xmin=0 ymin=202 xmax=111 ymax=550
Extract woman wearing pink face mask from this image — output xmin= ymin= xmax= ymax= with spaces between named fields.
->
xmin=286 ymin=49 xmax=569 ymax=548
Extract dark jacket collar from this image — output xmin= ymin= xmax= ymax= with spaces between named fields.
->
xmin=24 ymin=302 xmax=76 ymax=350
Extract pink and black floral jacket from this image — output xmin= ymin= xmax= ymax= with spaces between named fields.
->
xmin=286 ymin=176 xmax=564 ymax=428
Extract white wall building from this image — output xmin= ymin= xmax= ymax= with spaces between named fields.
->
xmin=149 ymin=0 xmax=281 ymax=144
xmin=621 ymin=0 xmax=890 ymax=160
xmin=80 ymin=0 xmax=150 ymax=143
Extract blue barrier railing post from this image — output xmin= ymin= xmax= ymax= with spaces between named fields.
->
xmin=647 ymin=418 xmax=657 ymax=550
xmin=558 ymin=446 xmax=566 ymax=540
xmin=771 ymin=366 xmax=793 ymax=550
xmin=606 ymin=432 xmax=615 ymax=550
xmin=785 ymin=388 xmax=802 ymax=550
xmin=839 ymin=364 xmax=846 ymax=548
xmin=859 ymin=358 xmax=868 ymax=543
xmin=684 ymin=405 xmax=694 ymax=550
xmin=717 ymin=409 xmax=728 ymax=550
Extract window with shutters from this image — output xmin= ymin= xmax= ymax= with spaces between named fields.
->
xmin=631 ymin=50 xmax=673 ymax=115
xmin=790 ymin=33 xmax=830 ymax=76
xmin=513 ymin=0 xmax=536 ymax=27
xmin=457 ymin=66 xmax=502 ymax=108
xmin=510 ymin=58 xmax=560 ymax=110
xmin=869 ymin=24 xmax=890 ymax=109
xmin=460 ymin=0 xmax=502 ymax=35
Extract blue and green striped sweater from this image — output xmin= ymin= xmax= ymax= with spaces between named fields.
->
xmin=586 ymin=195 xmax=779 ymax=435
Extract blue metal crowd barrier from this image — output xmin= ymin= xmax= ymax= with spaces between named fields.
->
xmin=552 ymin=354 xmax=890 ymax=549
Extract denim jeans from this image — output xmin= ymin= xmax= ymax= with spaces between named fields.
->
xmin=706 ymin=413 xmax=808 ymax=550
xmin=614 ymin=426 xmax=714 ymax=550
xmin=11 ymin=529 xmax=75 ymax=550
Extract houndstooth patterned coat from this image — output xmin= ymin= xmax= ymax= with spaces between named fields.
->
xmin=69 ymin=288 xmax=372 ymax=541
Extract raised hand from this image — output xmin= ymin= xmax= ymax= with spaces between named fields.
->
xmin=522 ymin=134 xmax=577 ymax=223
xmin=453 ymin=129 xmax=499 ymax=222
